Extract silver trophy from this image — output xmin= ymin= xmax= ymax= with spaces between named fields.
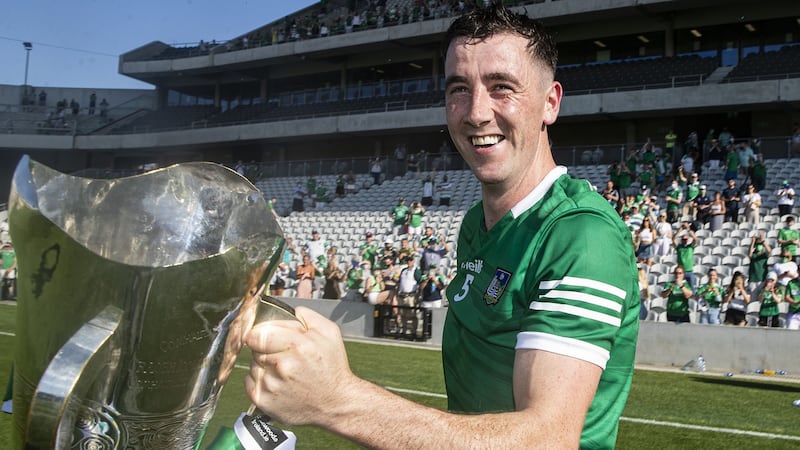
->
xmin=8 ymin=156 xmax=285 ymax=449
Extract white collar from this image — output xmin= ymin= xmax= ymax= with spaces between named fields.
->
xmin=510 ymin=166 xmax=568 ymax=219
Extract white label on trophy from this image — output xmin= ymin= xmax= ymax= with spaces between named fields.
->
xmin=234 ymin=413 xmax=297 ymax=450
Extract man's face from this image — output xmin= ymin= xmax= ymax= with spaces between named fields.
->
xmin=444 ymin=33 xmax=562 ymax=187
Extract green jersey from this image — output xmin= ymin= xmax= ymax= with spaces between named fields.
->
xmin=0 ymin=249 xmax=14 ymax=270
xmin=686 ymin=182 xmax=701 ymax=202
xmin=359 ymin=242 xmax=378 ymax=266
xmin=696 ymin=283 xmax=723 ymax=308
xmin=390 ymin=205 xmax=409 ymax=226
xmin=666 ymin=187 xmax=682 ymax=211
xmin=663 ymin=280 xmax=692 ymax=316
xmin=443 ymin=168 xmax=639 ymax=449
xmin=675 ymin=244 xmax=695 ymax=272
xmin=409 ymin=208 xmax=424 ymax=228
xmin=748 ymin=243 xmax=770 ymax=282
xmin=785 ymin=280 xmax=800 ymax=314
xmin=778 ymin=227 xmax=799 ymax=256
xmin=759 ymin=286 xmax=783 ymax=317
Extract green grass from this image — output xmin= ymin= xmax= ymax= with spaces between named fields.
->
xmin=0 ymin=302 xmax=799 ymax=449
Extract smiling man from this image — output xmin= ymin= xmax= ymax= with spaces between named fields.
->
xmin=245 ymin=5 xmax=639 ymax=449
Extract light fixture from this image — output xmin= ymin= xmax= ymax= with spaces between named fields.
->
xmin=690 ymin=29 xmax=702 ymax=38
xmin=408 ymin=62 xmax=422 ymax=69
xmin=593 ymin=40 xmax=606 ymax=48
xmin=637 ymin=35 xmax=650 ymax=44
xmin=744 ymin=23 xmax=756 ymax=32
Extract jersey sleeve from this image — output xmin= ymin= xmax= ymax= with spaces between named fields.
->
xmin=516 ymin=211 xmax=637 ymax=370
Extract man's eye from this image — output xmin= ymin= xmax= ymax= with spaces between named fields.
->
xmin=448 ymin=86 xmax=468 ymax=95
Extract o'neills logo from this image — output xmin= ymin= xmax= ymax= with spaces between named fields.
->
xmin=461 ymin=259 xmax=484 ymax=274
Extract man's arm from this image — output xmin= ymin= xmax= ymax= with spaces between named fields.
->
xmin=245 ymin=309 xmax=600 ymax=449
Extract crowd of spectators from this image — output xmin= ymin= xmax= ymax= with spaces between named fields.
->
xmin=607 ymin=127 xmax=799 ymax=329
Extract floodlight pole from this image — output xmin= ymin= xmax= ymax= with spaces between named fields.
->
xmin=23 ymin=42 xmax=33 ymax=87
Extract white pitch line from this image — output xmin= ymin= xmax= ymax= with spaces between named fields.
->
xmin=0 ymin=331 xmax=14 ymax=337
xmin=619 ymin=417 xmax=800 ymax=441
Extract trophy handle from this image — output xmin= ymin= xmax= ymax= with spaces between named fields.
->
xmin=25 ymin=305 xmax=123 ymax=449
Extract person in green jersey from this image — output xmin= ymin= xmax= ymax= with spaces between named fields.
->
xmin=784 ymin=277 xmax=800 ymax=329
xmin=777 ymin=215 xmax=799 ymax=260
xmin=747 ymin=231 xmax=772 ymax=295
xmin=665 ymin=178 xmax=683 ymax=223
xmin=389 ymin=197 xmax=409 ymax=236
xmin=696 ymin=268 xmax=723 ymax=325
xmin=672 ymin=223 xmax=697 ymax=288
xmin=244 ymin=6 xmax=639 ymax=449
xmin=661 ymin=265 xmax=693 ymax=322
xmin=757 ymin=272 xmax=783 ymax=328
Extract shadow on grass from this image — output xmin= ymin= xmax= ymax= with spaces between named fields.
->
xmin=689 ymin=376 xmax=800 ymax=393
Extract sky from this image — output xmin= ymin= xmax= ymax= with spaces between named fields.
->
xmin=0 ymin=0 xmax=317 ymax=90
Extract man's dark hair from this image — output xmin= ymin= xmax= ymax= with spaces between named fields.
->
xmin=443 ymin=3 xmax=558 ymax=76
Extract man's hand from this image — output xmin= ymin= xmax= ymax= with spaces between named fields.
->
xmin=245 ymin=307 xmax=357 ymax=426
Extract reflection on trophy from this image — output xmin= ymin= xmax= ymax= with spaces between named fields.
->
xmin=8 ymin=156 xmax=285 ymax=449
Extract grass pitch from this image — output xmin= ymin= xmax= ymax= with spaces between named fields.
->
xmin=0 ymin=303 xmax=798 ymax=449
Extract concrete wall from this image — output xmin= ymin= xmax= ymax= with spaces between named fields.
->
xmin=279 ymin=298 xmax=800 ymax=373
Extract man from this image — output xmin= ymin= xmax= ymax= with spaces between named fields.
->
xmin=418 ymin=263 xmax=447 ymax=308
xmin=359 ymin=231 xmax=378 ymax=267
xmin=420 ymin=236 xmax=449 ymax=271
xmin=661 ymin=265 xmax=693 ymax=323
xmin=303 ymin=230 xmax=328 ymax=267
xmin=245 ymin=6 xmax=639 ymax=449
xmin=665 ymin=178 xmax=683 ymax=224
xmin=673 ymin=223 xmax=698 ymax=288
xmin=396 ymin=256 xmax=422 ymax=307
xmin=389 ymin=197 xmax=409 ymax=236
xmin=693 ymin=185 xmax=711 ymax=224
xmin=683 ymin=173 xmax=701 ymax=218
xmin=776 ymin=180 xmax=796 ymax=217
xmin=772 ymin=246 xmax=798 ymax=289
xmin=722 ymin=178 xmax=741 ymax=223
xmin=601 ymin=180 xmax=620 ymax=210
xmin=742 ymin=183 xmax=762 ymax=225
xmin=777 ymin=216 xmax=799 ymax=261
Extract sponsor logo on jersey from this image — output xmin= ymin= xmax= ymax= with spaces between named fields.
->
xmin=460 ymin=258 xmax=484 ymax=274
xmin=483 ymin=268 xmax=512 ymax=305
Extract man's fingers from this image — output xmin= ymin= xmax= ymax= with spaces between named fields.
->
xmin=246 ymin=319 xmax=306 ymax=353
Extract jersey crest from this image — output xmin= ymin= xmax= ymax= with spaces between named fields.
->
xmin=483 ymin=267 xmax=512 ymax=305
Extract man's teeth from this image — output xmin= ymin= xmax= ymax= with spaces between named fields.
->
xmin=471 ymin=136 xmax=501 ymax=146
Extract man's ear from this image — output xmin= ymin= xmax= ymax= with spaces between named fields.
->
xmin=543 ymin=81 xmax=563 ymax=127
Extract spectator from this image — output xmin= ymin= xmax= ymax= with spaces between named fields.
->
xmin=406 ymin=152 xmax=419 ymax=178
xmin=38 ymin=90 xmax=47 ymax=107
xmin=396 ymin=256 xmax=422 ymax=307
xmin=364 ymin=266 xmax=383 ymax=305
xmin=304 ymin=229 xmax=329 ymax=267
xmin=99 ymin=98 xmax=109 ymax=117
xmin=70 ymin=99 xmax=80 ymax=115
xmin=672 ymin=222 xmax=697 ymax=288
xmin=267 ymin=196 xmax=279 ymax=219
xmin=722 ymin=178 xmax=741 ymax=223
xmin=664 ymin=129 xmax=677 ymax=156
xmin=294 ymin=254 xmax=317 ymax=298
xmin=751 ymin=153 xmax=767 ymax=191
xmin=335 ymin=174 xmax=345 ymax=198
xmin=89 ymin=92 xmax=97 ymax=115
xmin=396 ymin=237 xmax=417 ymax=262
xmin=707 ymin=139 xmax=723 ymax=170
xmin=772 ymin=246 xmax=798 ymax=288
xmin=421 ymin=236 xmax=449 ymax=271
xmin=370 ymin=157 xmax=383 ymax=185
xmin=654 ymin=212 xmax=673 ymax=257
xmin=421 ymin=174 xmax=435 ymax=206
xmin=694 ymin=185 xmax=711 ymax=224
xmin=269 ymin=262 xmax=290 ymax=297
xmin=638 ymin=265 xmax=650 ymax=320
xmin=736 ymin=141 xmax=755 ymax=177
xmin=708 ymin=191 xmax=726 ymax=231
xmin=775 ymin=180 xmax=795 ymax=217
xmin=418 ymin=263 xmax=446 ymax=308
xmin=784 ymin=274 xmax=800 ymax=329
xmin=723 ymin=271 xmax=750 ymax=326
xmin=665 ymin=179 xmax=683 ymax=223
xmin=378 ymin=255 xmax=400 ymax=304
xmin=292 ymin=181 xmax=306 ymax=212
xmin=741 ymin=184 xmax=762 ymax=224
xmin=777 ymin=216 xmax=799 ymax=261
xmin=718 ymin=127 xmax=734 ymax=148
xmin=634 ymin=216 xmax=655 ymax=270
xmin=757 ymin=272 xmax=782 ymax=328
xmin=359 ymin=232 xmax=378 ymax=267
xmin=389 ymin=198 xmax=409 ymax=236
xmin=0 ymin=242 xmax=16 ymax=301
xmin=343 ymin=259 xmax=367 ymax=301
xmin=747 ymin=231 xmax=772 ymax=295
xmin=314 ymin=183 xmax=329 ymax=208
xmin=661 ymin=265 xmax=693 ymax=323
xmin=696 ymin=268 xmax=723 ymax=325
xmin=344 ymin=171 xmax=358 ymax=195
xmin=322 ymin=258 xmax=344 ymax=300
xmin=407 ymin=201 xmax=425 ymax=238
xmin=724 ymin=145 xmax=739 ymax=181
xmin=600 ymin=180 xmax=620 ymax=210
